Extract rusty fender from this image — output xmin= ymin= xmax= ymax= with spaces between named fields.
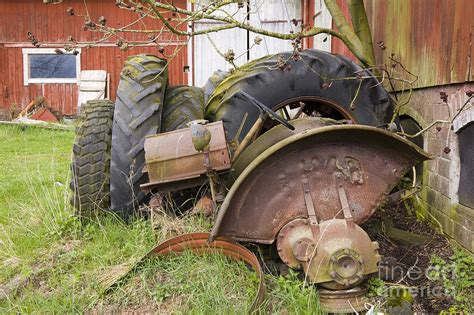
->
xmin=210 ymin=124 xmax=431 ymax=243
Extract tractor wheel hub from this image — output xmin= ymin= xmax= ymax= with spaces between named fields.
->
xmin=276 ymin=218 xmax=381 ymax=289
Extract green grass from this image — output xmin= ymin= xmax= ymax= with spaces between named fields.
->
xmin=0 ymin=124 xmax=321 ymax=313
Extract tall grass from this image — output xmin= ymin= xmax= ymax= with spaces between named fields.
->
xmin=0 ymin=125 xmax=322 ymax=313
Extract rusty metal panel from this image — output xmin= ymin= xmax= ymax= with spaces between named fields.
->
xmin=333 ymin=0 xmax=474 ymax=90
xmin=144 ymin=121 xmax=231 ymax=185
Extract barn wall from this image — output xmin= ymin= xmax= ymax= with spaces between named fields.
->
xmin=192 ymin=0 xmax=305 ymax=87
xmin=331 ymin=0 xmax=474 ymax=90
xmin=0 ymin=0 xmax=188 ymax=116
xmin=329 ymin=0 xmax=474 ymax=252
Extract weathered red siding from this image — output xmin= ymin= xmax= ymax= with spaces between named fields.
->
xmin=332 ymin=0 xmax=474 ymax=89
xmin=0 ymin=0 xmax=188 ymax=116
xmin=331 ymin=0 xmax=357 ymax=61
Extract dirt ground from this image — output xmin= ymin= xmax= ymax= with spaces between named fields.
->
xmin=364 ymin=203 xmax=454 ymax=313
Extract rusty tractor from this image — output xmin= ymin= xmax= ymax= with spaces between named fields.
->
xmin=71 ymin=49 xmax=429 ymax=312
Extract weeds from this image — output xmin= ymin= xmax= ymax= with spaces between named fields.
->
xmin=429 ymin=248 xmax=474 ymax=314
xmin=265 ymin=270 xmax=320 ymax=314
xmin=367 ymin=277 xmax=386 ymax=298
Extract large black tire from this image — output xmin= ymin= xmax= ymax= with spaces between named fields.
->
xmin=162 ymin=85 xmax=205 ymax=132
xmin=70 ymin=99 xmax=114 ymax=216
xmin=202 ymin=70 xmax=229 ymax=106
xmin=110 ymin=55 xmax=168 ymax=216
xmin=162 ymin=85 xmax=205 ymax=212
xmin=205 ymin=49 xmax=394 ymax=143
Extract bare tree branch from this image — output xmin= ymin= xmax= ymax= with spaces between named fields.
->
xmin=347 ymin=0 xmax=376 ymax=66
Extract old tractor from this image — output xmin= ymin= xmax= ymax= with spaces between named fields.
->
xmin=71 ymin=49 xmax=429 ymax=312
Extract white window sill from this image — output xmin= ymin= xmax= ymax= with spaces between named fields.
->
xmin=27 ymin=78 xmax=79 ymax=85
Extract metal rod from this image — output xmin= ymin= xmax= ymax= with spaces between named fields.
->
xmin=231 ymin=115 xmax=265 ymax=163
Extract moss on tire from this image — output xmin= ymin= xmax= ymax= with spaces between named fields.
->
xmin=110 ymin=54 xmax=168 ymax=216
xmin=70 ymin=99 xmax=114 ymax=216
xmin=202 ymin=70 xmax=229 ymax=106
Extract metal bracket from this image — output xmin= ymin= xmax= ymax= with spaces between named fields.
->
xmin=335 ymin=176 xmax=355 ymax=227
xmin=302 ymin=180 xmax=320 ymax=237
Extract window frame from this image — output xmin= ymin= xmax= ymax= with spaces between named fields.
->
xmin=22 ymin=48 xmax=81 ymax=85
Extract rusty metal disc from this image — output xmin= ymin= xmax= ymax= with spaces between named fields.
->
xmin=276 ymin=218 xmax=315 ymax=269
xmin=319 ymin=285 xmax=370 ymax=314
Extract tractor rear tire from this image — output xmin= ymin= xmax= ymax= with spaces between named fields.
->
xmin=202 ymin=70 xmax=229 ymax=105
xmin=205 ymin=49 xmax=394 ymax=143
xmin=70 ymin=99 xmax=114 ymax=217
xmin=110 ymin=54 xmax=168 ymax=216
xmin=162 ymin=85 xmax=205 ymax=132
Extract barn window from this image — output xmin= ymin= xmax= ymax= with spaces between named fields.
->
xmin=22 ymin=48 xmax=81 ymax=85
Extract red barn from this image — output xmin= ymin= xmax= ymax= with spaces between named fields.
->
xmin=0 ymin=0 xmax=324 ymax=118
xmin=0 ymin=0 xmax=190 ymax=117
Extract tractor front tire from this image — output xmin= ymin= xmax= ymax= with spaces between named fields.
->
xmin=70 ymin=99 xmax=114 ymax=217
xmin=110 ymin=55 xmax=168 ymax=216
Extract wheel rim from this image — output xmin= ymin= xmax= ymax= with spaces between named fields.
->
xmin=272 ymin=96 xmax=357 ymax=122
